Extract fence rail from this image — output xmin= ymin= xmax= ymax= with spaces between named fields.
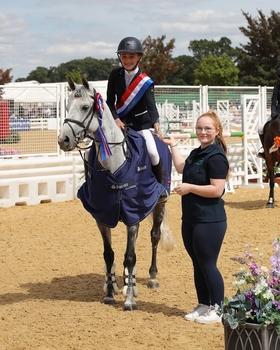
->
xmin=0 ymin=82 xmax=273 ymax=207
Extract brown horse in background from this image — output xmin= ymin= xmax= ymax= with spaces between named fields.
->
xmin=263 ymin=116 xmax=280 ymax=208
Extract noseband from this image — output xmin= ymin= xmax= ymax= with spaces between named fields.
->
xmin=63 ymin=90 xmax=96 ymax=148
xmin=63 ymin=88 xmax=130 ymax=160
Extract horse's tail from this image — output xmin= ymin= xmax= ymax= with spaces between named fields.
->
xmin=159 ymin=208 xmax=176 ymax=252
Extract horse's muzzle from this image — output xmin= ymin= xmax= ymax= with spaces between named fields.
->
xmin=57 ymin=134 xmax=76 ymax=152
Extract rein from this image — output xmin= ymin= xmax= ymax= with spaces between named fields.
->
xmin=64 ymin=96 xmax=95 ymax=146
xmin=64 ymin=89 xmax=131 ymax=163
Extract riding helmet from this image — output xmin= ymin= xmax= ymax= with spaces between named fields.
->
xmin=117 ymin=37 xmax=143 ymax=54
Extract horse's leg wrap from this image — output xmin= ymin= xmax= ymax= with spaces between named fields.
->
xmin=123 ymin=267 xmax=138 ymax=297
xmin=103 ymin=263 xmax=119 ymax=294
xmin=122 ymin=266 xmax=138 ymax=310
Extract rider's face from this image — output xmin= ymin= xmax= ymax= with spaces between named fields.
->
xmin=119 ymin=53 xmax=141 ymax=71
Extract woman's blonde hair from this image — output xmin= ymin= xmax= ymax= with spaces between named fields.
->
xmin=197 ymin=110 xmax=227 ymax=155
xmin=197 ymin=110 xmax=230 ymax=179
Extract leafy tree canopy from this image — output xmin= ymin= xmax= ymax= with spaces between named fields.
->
xmin=194 ymin=54 xmax=239 ymax=86
xmin=238 ymin=10 xmax=280 ymax=86
xmin=189 ymin=37 xmax=240 ymax=63
xmin=164 ymin=55 xmax=198 ymax=85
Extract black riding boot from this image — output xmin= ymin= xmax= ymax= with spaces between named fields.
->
xmin=152 ymin=161 xmax=169 ymax=205
xmin=257 ymin=133 xmax=265 ymax=159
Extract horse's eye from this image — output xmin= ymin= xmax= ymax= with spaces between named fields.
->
xmin=82 ymin=105 xmax=89 ymax=111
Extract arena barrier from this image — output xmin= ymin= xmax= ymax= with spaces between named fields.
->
xmin=0 ymin=83 xmax=272 ymax=208
xmin=0 ymin=155 xmax=84 ymax=208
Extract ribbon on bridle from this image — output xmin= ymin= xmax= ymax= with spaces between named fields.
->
xmin=95 ymin=92 xmax=112 ymax=161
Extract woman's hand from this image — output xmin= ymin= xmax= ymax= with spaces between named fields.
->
xmin=160 ymin=133 xmax=177 ymax=147
xmin=174 ymin=183 xmax=190 ymax=196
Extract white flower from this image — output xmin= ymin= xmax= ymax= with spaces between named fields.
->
xmin=233 ymin=279 xmax=246 ymax=287
xmin=253 ymin=279 xmax=268 ymax=295
xmin=262 ymin=289 xmax=274 ymax=300
xmin=261 ymin=265 xmax=268 ymax=273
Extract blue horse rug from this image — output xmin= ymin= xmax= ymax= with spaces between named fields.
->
xmin=77 ymin=129 xmax=172 ymax=228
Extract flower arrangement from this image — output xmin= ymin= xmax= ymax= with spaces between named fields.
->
xmin=0 ymin=146 xmax=22 ymax=157
xmin=216 ymin=238 xmax=280 ymax=331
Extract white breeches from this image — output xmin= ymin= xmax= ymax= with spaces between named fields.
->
xmin=137 ymin=129 xmax=160 ymax=166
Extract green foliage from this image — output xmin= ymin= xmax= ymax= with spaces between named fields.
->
xmin=216 ymin=238 xmax=280 ymax=332
xmin=25 ymin=66 xmax=50 ymax=83
xmin=15 ymin=57 xmax=119 ymax=83
xmin=238 ymin=10 xmax=280 ymax=86
xmin=164 ymin=55 xmax=198 ymax=85
xmin=0 ymin=131 xmax=21 ymax=144
xmin=67 ymin=67 xmax=84 ymax=84
xmin=194 ymin=54 xmax=239 ymax=86
xmin=188 ymin=37 xmax=240 ymax=63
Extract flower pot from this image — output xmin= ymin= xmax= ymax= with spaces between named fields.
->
xmin=224 ymin=322 xmax=280 ymax=350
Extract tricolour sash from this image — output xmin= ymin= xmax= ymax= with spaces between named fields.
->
xmin=115 ymin=73 xmax=154 ymax=119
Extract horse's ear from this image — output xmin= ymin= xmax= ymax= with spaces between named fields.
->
xmin=82 ymin=76 xmax=90 ymax=90
xmin=68 ymin=76 xmax=76 ymax=91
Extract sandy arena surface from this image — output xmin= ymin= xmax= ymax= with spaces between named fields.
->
xmin=1 ymin=187 xmax=279 ymax=350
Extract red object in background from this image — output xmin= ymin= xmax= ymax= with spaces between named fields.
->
xmin=0 ymin=100 xmax=10 ymax=140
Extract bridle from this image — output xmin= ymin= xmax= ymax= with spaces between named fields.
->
xmin=63 ymin=88 xmax=131 ymax=159
xmin=63 ymin=91 xmax=96 ymax=149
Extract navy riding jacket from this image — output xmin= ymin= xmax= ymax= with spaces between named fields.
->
xmin=106 ymin=67 xmax=159 ymax=131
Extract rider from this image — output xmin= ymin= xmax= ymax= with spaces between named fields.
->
xmin=257 ymin=67 xmax=280 ymax=159
xmin=106 ymin=36 xmax=168 ymax=204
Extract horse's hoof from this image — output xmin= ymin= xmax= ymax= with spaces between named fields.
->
xmin=123 ymin=303 xmax=137 ymax=311
xmin=147 ymin=279 xmax=160 ymax=289
xmin=266 ymin=203 xmax=274 ymax=208
xmin=103 ymin=296 xmax=116 ymax=305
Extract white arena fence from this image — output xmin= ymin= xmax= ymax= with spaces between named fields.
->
xmin=0 ymin=82 xmax=274 ymax=207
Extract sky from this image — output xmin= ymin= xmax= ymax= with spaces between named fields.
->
xmin=0 ymin=0 xmax=278 ymax=81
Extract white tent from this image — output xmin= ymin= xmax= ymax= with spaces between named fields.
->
xmin=2 ymin=82 xmax=58 ymax=103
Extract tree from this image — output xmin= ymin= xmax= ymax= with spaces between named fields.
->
xmin=25 ymin=67 xmax=50 ymax=83
xmin=238 ymin=10 xmax=280 ymax=86
xmin=67 ymin=67 xmax=84 ymax=84
xmin=0 ymin=68 xmax=13 ymax=84
xmin=189 ymin=37 xmax=240 ymax=63
xmin=140 ymin=35 xmax=181 ymax=84
xmin=194 ymin=54 xmax=239 ymax=86
xmin=164 ymin=55 xmax=198 ymax=85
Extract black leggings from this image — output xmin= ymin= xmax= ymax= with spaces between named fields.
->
xmin=182 ymin=221 xmax=227 ymax=306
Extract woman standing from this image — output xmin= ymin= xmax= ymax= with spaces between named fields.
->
xmin=161 ymin=110 xmax=229 ymax=324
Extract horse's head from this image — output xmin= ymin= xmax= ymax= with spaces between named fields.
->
xmin=58 ymin=76 xmax=101 ymax=151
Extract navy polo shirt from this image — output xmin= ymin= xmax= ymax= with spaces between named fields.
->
xmin=181 ymin=142 xmax=229 ymax=223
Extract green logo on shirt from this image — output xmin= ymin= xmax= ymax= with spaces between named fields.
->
xmin=195 ymin=157 xmax=204 ymax=165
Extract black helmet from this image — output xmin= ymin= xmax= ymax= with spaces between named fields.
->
xmin=117 ymin=37 xmax=143 ymax=54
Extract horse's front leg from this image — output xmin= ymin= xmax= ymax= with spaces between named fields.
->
xmin=123 ymin=223 xmax=139 ymax=311
xmin=266 ymin=171 xmax=275 ymax=208
xmin=96 ymin=221 xmax=119 ymax=305
xmin=148 ymin=204 xmax=165 ymax=289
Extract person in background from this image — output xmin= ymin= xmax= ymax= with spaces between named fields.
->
xmin=106 ymin=36 xmax=168 ymax=204
xmin=18 ymin=103 xmax=25 ymax=118
xmin=161 ymin=110 xmax=229 ymax=324
xmin=257 ymin=67 xmax=280 ymax=159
